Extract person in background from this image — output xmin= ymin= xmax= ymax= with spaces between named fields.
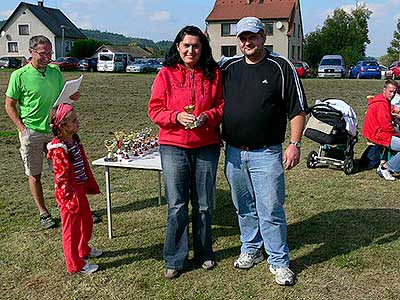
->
xmin=5 ymin=35 xmax=79 ymax=229
xmin=363 ymin=79 xmax=400 ymax=181
xmin=221 ymin=17 xmax=307 ymax=286
xmin=47 ymin=104 xmax=102 ymax=274
xmin=148 ymin=25 xmax=223 ymax=279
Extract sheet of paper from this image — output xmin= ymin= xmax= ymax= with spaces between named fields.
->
xmin=53 ymin=75 xmax=83 ymax=107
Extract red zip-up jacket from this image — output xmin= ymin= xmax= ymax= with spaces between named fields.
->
xmin=362 ymin=93 xmax=398 ymax=147
xmin=47 ymin=137 xmax=100 ymax=213
xmin=148 ymin=64 xmax=224 ymax=149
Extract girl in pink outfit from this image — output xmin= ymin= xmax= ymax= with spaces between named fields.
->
xmin=47 ymin=103 xmax=102 ymax=274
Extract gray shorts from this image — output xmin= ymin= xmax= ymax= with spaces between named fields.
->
xmin=19 ymin=128 xmax=52 ymax=176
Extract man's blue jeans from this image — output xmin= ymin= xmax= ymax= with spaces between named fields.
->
xmin=225 ymin=144 xmax=290 ymax=268
xmin=387 ymin=136 xmax=400 ymax=172
xmin=160 ymin=144 xmax=220 ymax=270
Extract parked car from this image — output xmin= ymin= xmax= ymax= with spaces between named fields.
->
xmin=126 ymin=59 xmax=161 ymax=73
xmin=292 ymin=60 xmax=313 ymax=78
xmin=379 ymin=65 xmax=393 ymax=80
xmin=389 ymin=61 xmax=400 ymax=79
xmin=77 ymin=58 xmax=98 ymax=72
xmin=0 ymin=56 xmax=23 ymax=68
xmin=317 ymin=55 xmax=346 ymax=78
xmin=349 ymin=60 xmax=381 ymax=79
xmin=50 ymin=57 xmax=79 ymax=71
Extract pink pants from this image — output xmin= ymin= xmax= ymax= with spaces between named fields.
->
xmin=59 ymin=183 xmax=93 ymax=273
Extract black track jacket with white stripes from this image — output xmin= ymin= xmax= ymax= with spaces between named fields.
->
xmin=221 ymin=50 xmax=307 ymax=147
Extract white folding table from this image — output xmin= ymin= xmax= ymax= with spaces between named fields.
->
xmin=92 ymin=149 xmax=162 ymax=239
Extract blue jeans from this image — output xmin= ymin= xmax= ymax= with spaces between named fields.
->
xmin=387 ymin=136 xmax=400 ymax=172
xmin=160 ymin=144 xmax=220 ymax=270
xmin=225 ymin=144 xmax=290 ymax=268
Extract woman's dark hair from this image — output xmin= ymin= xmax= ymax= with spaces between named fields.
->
xmin=164 ymin=25 xmax=218 ymax=81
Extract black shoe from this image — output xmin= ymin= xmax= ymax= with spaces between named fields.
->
xmin=39 ymin=213 xmax=56 ymax=229
xmin=92 ymin=214 xmax=102 ymax=224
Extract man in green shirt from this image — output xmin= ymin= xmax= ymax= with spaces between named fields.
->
xmin=5 ymin=35 xmax=79 ymax=229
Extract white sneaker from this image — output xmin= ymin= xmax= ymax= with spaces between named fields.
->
xmin=79 ymin=262 xmax=99 ymax=274
xmin=233 ymin=250 xmax=264 ymax=269
xmin=377 ymin=165 xmax=395 ymax=181
xmin=88 ymin=248 xmax=103 ymax=258
xmin=269 ymin=265 xmax=295 ymax=286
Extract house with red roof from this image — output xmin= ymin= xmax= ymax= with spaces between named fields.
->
xmin=205 ymin=0 xmax=304 ymax=61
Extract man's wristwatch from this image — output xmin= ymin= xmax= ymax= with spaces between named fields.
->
xmin=289 ymin=141 xmax=302 ymax=148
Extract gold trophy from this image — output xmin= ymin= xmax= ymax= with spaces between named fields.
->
xmin=104 ymin=140 xmax=117 ymax=162
xmin=183 ymin=104 xmax=196 ymax=129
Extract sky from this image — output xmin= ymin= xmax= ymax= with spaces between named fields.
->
xmin=1 ymin=0 xmax=400 ymax=58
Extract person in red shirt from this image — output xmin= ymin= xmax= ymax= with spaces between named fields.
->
xmin=362 ymin=79 xmax=400 ymax=180
xmin=47 ymin=104 xmax=102 ymax=274
xmin=148 ymin=26 xmax=223 ymax=279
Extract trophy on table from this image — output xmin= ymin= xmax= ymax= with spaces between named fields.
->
xmin=114 ymin=131 xmax=125 ymax=161
xmin=104 ymin=139 xmax=117 ymax=162
xmin=183 ymin=104 xmax=196 ymax=129
xmin=122 ymin=136 xmax=131 ymax=160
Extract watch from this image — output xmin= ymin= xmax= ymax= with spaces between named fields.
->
xmin=290 ymin=141 xmax=302 ymax=148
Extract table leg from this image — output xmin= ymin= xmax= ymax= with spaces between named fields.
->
xmin=157 ymin=171 xmax=162 ymax=205
xmin=105 ymin=166 xmax=113 ymax=239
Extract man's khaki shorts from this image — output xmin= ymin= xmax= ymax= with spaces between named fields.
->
xmin=19 ymin=128 xmax=52 ymax=176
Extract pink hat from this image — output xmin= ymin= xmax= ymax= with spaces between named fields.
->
xmin=54 ymin=103 xmax=74 ymax=127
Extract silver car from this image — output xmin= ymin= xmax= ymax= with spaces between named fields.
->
xmin=126 ymin=59 xmax=161 ymax=73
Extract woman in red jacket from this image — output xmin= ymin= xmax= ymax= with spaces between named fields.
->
xmin=148 ymin=26 xmax=223 ymax=279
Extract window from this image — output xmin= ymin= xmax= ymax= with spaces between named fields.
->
xmin=266 ymin=45 xmax=273 ymax=52
xmin=221 ymin=46 xmax=236 ymax=57
xmin=7 ymin=42 xmax=18 ymax=53
xmin=265 ymin=22 xmax=273 ymax=36
xmin=292 ymin=45 xmax=295 ymax=59
xmin=221 ymin=23 xmax=237 ymax=36
xmin=18 ymin=24 xmax=29 ymax=35
xmin=298 ymin=46 xmax=301 ymax=59
xmin=293 ymin=24 xmax=296 ymax=37
xmin=298 ymin=24 xmax=301 ymax=38
xmin=65 ymin=41 xmax=72 ymax=54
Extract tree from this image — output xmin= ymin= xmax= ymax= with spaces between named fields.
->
xmin=386 ymin=17 xmax=400 ymax=63
xmin=68 ymin=39 xmax=107 ymax=58
xmin=304 ymin=3 xmax=372 ymax=68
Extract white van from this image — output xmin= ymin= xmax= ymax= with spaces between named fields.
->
xmin=317 ymin=55 xmax=346 ymax=78
xmin=97 ymin=52 xmax=134 ymax=72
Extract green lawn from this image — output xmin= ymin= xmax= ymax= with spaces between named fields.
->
xmin=0 ymin=71 xmax=399 ymax=300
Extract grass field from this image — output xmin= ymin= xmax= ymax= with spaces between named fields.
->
xmin=0 ymin=70 xmax=399 ymax=300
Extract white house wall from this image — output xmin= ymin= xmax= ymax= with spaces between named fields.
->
xmin=0 ymin=7 xmax=55 ymax=60
xmin=288 ymin=7 xmax=303 ymax=60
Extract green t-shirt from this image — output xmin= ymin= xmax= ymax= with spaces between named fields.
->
xmin=6 ymin=64 xmax=64 ymax=133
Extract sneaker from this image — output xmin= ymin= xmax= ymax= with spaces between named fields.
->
xmin=202 ymin=260 xmax=216 ymax=270
xmin=233 ymin=250 xmax=264 ymax=269
xmin=39 ymin=213 xmax=56 ymax=229
xmin=79 ymin=262 xmax=99 ymax=275
xmin=377 ymin=164 xmax=395 ymax=181
xmin=164 ymin=268 xmax=180 ymax=279
xmin=269 ymin=265 xmax=295 ymax=286
xmin=92 ymin=213 xmax=102 ymax=224
xmin=88 ymin=248 xmax=103 ymax=258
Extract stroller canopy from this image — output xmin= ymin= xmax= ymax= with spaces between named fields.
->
xmin=314 ymin=99 xmax=358 ymax=137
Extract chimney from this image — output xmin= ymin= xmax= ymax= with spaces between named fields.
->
xmin=38 ymin=1 xmax=44 ymax=7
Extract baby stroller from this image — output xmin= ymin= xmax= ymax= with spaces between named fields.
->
xmin=303 ymin=98 xmax=358 ymax=175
